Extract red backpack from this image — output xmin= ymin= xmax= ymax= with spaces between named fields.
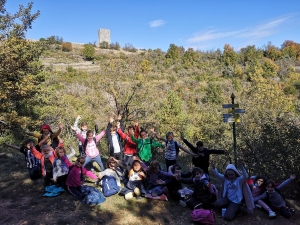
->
xmin=190 ymin=209 xmax=215 ymax=224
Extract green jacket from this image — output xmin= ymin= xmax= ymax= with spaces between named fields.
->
xmin=131 ymin=135 xmax=164 ymax=162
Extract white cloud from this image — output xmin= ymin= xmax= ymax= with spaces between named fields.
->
xmin=187 ymin=16 xmax=291 ymax=44
xmin=149 ymin=19 xmax=166 ymax=28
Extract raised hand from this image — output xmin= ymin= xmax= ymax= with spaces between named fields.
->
xmin=192 ymin=153 xmax=198 ymax=158
xmin=116 ymin=121 xmax=120 ymax=128
xmin=77 ymin=115 xmax=82 ymax=120
xmin=210 ymin=160 xmax=215 ymax=169
xmin=180 ymin=132 xmax=185 ymax=140
xmin=59 ymin=124 xmax=63 ymax=129
xmin=138 ymin=171 xmax=146 ymax=178
xmin=206 ymin=182 xmax=212 ymax=187
xmin=156 ymin=179 xmax=165 ymax=185
xmin=117 ymin=114 xmax=122 ymax=120
xmin=149 ymin=127 xmax=155 ymax=134
xmin=290 ymin=174 xmax=296 ymax=180
xmin=134 ymin=121 xmax=139 ymax=127
xmin=238 ymin=159 xmax=244 ymax=168
xmin=109 ymin=116 xmax=114 ymax=124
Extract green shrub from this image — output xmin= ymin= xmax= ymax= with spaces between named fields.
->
xmin=110 ymin=42 xmax=120 ymax=50
xmin=99 ymin=41 xmax=109 ymax=49
xmin=61 ymin=42 xmax=72 ymax=52
xmin=283 ymin=84 xmax=298 ymax=95
xmin=123 ymin=43 xmax=137 ymax=52
xmin=82 ymin=44 xmax=95 ymax=60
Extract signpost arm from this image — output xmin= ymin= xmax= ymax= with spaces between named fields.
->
xmin=231 ymin=93 xmax=237 ymax=167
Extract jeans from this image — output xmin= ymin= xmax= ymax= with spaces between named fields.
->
xmin=214 ymin=197 xmax=242 ymax=221
xmin=28 ymin=165 xmax=41 ymax=180
xmin=165 ymin=159 xmax=176 ymax=171
xmin=123 ymin=154 xmax=133 ymax=166
xmin=83 ymin=155 xmax=104 ymax=171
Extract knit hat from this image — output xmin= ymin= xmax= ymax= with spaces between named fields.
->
xmin=225 ymin=164 xmax=241 ymax=176
xmin=40 ymin=124 xmax=53 ymax=133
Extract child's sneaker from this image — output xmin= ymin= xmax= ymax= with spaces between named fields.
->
xmin=269 ymin=211 xmax=276 ymax=217
xmin=179 ymin=200 xmax=187 ymax=207
xmin=255 ymin=204 xmax=262 ymax=209
xmin=160 ymin=194 xmax=168 ymax=201
xmin=125 ymin=192 xmax=134 ymax=200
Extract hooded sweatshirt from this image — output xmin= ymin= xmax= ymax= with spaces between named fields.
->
xmin=212 ymin=164 xmax=248 ymax=204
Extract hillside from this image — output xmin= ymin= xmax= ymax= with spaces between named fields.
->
xmin=2 ymin=39 xmax=300 ymax=224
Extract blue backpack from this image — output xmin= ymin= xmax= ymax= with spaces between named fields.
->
xmin=102 ymin=176 xmax=120 ymax=197
xmin=81 ymin=185 xmax=106 ymax=205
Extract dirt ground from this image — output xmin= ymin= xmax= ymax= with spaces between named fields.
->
xmin=1 ymin=148 xmax=300 ymax=225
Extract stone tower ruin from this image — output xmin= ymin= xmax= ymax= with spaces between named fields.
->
xmin=98 ymin=29 xmax=110 ymax=46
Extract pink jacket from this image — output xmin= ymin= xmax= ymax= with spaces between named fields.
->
xmin=77 ymin=130 xmax=105 ymax=158
xmin=62 ymin=157 xmax=97 ymax=187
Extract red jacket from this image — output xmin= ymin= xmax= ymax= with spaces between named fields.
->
xmin=117 ymin=126 xmax=139 ymax=155
xmin=30 ymin=146 xmax=56 ymax=176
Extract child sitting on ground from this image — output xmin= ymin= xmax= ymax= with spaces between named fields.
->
xmin=5 ymin=139 xmax=41 ymax=183
xmin=63 ymin=156 xmax=98 ymax=200
xmin=97 ymin=157 xmax=123 ymax=197
xmin=52 ymin=146 xmax=72 ymax=188
xmin=248 ymin=175 xmax=276 ymax=217
xmin=145 ymin=160 xmax=173 ymax=200
xmin=179 ymin=167 xmax=214 ymax=209
xmin=29 ymin=143 xmax=56 ymax=188
xmin=166 ymin=164 xmax=192 ymax=201
xmin=254 ymin=174 xmax=296 ymax=219
xmin=113 ymin=157 xmax=147 ymax=200
xmin=211 ymin=159 xmax=253 ymax=221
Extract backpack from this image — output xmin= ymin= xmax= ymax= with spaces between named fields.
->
xmin=208 ymin=184 xmax=219 ymax=201
xmin=102 ymin=175 xmax=120 ymax=197
xmin=81 ymin=185 xmax=106 ymax=205
xmin=83 ymin=137 xmax=97 ymax=154
xmin=190 ymin=209 xmax=215 ymax=224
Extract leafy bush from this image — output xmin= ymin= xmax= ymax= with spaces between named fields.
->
xmin=283 ymin=84 xmax=298 ymax=95
xmin=110 ymin=42 xmax=120 ymax=50
xmin=261 ymin=58 xmax=279 ymax=77
xmin=82 ymin=44 xmax=95 ymax=60
xmin=99 ymin=41 xmax=109 ymax=49
xmin=61 ymin=42 xmax=72 ymax=52
xmin=123 ymin=43 xmax=137 ymax=52
xmin=203 ymin=82 xmax=223 ymax=104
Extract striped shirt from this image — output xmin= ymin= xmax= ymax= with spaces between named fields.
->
xmin=21 ymin=147 xmax=40 ymax=168
xmin=165 ymin=140 xmax=180 ymax=160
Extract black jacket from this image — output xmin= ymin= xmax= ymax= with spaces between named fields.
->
xmin=183 ymin=139 xmax=225 ymax=174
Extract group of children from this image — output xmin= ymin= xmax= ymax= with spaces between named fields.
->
xmin=4 ymin=115 xmax=297 ymax=221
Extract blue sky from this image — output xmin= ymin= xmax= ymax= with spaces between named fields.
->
xmin=5 ymin=0 xmax=300 ymax=51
